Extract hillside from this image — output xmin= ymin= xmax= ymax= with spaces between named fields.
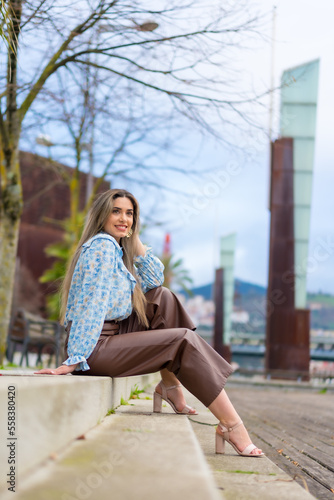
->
xmin=188 ymin=279 xmax=266 ymax=302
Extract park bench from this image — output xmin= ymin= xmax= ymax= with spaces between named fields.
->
xmin=7 ymin=308 xmax=65 ymax=367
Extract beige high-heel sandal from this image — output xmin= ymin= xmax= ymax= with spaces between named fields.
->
xmin=153 ymin=381 xmax=198 ymax=415
xmin=215 ymin=420 xmax=264 ymax=457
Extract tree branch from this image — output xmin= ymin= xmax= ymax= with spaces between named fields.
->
xmin=61 ymin=57 xmax=270 ymax=108
xmin=20 ymin=0 xmax=49 ymax=30
xmin=97 ymin=23 xmax=260 ymax=52
xmin=18 ymin=1 xmax=118 ymax=121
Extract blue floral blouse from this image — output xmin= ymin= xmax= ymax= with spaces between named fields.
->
xmin=62 ymin=233 xmax=164 ymax=371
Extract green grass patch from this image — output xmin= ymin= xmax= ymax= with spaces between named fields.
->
xmin=226 ymin=470 xmax=260 ymax=475
xmin=106 ymin=408 xmax=115 ymax=416
xmin=225 ymin=470 xmax=277 ymax=476
xmin=120 ymin=397 xmax=129 ymax=406
xmin=318 ymin=388 xmax=327 ymax=394
xmin=129 ymin=384 xmax=144 ymax=399
xmin=0 ymin=362 xmax=20 ymax=369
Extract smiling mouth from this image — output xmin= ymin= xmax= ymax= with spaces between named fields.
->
xmin=115 ymin=225 xmax=127 ymax=230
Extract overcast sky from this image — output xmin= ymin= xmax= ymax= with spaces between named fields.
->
xmin=142 ymin=0 xmax=334 ymax=294
xmin=25 ymin=0 xmax=333 ymax=294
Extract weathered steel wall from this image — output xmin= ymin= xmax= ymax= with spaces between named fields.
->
xmin=213 ymin=268 xmax=231 ymax=362
xmin=20 ymin=151 xmax=109 ymax=226
xmin=265 ymin=138 xmax=310 ymax=380
xmin=15 ymin=152 xmax=110 ymax=315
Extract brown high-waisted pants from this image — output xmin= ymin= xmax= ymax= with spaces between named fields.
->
xmin=63 ymin=286 xmax=233 ymax=407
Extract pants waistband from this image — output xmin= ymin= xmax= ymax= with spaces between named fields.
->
xmin=65 ymin=320 xmax=120 ymax=336
xmin=101 ymin=320 xmax=120 ymax=336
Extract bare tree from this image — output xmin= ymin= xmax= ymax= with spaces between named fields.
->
xmin=0 ymin=0 xmax=17 ymax=52
xmin=0 ymin=0 xmax=264 ymax=362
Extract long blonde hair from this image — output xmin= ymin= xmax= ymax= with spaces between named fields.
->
xmin=60 ymin=189 xmax=148 ymax=327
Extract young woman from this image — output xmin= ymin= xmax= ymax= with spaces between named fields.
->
xmin=35 ymin=189 xmax=264 ymax=457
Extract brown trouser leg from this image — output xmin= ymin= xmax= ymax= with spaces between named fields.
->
xmin=119 ymin=285 xmax=196 ymax=333
xmin=64 ymin=287 xmax=233 ymax=407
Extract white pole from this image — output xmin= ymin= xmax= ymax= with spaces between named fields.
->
xmin=268 ymin=5 xmax=277 ymax=211
xmin=268 ymin=5 xmax=277 ymax=142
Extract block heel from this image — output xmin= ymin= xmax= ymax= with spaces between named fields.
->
xmin=153 ymin=380 xmax=198 ymax=415
xmin=215 ymin=421 xmax=265 ymax=457
xmin=215 ymin=432 xmax=225 ymax=454
xmin=153 ymin=391 xmax=162 ymax=413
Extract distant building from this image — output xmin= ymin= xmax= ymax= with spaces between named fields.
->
xmin=177 ymin=293 xmax=249 ymax=330
xmin=230 ymin=310 xmax=250 ymax=324
xmin=308 ymin=302 xmax=323 ymax=311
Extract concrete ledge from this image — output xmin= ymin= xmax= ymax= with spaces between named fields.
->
xmin=0 ymin=371 xmax=159 ymax=491
xmin=228 ymin=374 xmax=334 ymax=391
xmin=111 ymin=373 xmax=158 ymax=408
xmin=1 ymin=380 xmax=316 ymax=500
xmin=0 ymin=395 xmax=222 ymax=500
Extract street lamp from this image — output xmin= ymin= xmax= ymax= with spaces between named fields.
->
xmin=36 ymin=134 xmax=54 ymax=158
xmin=36 ymin=134 xmax=54 ymax=147
xmin=98 ymin=20 xmax=159 ymax=33
xmin=135 ymin=20 xmax=159 ymax=32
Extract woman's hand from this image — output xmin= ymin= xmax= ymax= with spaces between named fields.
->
xmin=34 ymin=363 xmax=79 ymax=375
xmin=133 ymin=235 xmax=146 ymax=257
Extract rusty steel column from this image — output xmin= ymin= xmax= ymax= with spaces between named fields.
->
xmin=265 ymin=138 xmax=310 ymax=380
xmin=213 ymin=268 xmax=231 ymax=362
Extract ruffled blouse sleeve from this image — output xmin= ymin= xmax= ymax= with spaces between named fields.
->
xmin=63 ymin=239 xmax=115 ymax=371
xmin=134 ymin=246 xmax=164 ymax=294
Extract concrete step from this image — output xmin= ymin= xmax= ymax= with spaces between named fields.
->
xmin=0 ymin=389 xmax=221 ymax=500
xmin=0 ymin=370 xmax=159 ymax=492
xmin=1 ymin=373 xmax=317 ymax=500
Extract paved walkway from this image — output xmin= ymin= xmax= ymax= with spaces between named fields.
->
xmin=219 ymin=380 xmax=334 ymax=499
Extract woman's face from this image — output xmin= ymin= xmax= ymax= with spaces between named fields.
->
xmin=104 ymin=197 xmax=134 ymax=243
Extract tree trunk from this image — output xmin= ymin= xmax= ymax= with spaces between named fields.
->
xmin=0 ymin=0 xmax=22 ymax=364
xmin=0 ymin=151 xmax=22 ymax=364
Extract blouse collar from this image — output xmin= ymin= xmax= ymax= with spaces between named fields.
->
xmin=82 ymin=232 xmax=123 ymax=254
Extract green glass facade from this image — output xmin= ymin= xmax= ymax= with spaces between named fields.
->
xmin=280 ymin=59 xmax=320 ymax=308
xmin=220 ymin=233 xmax=236 ymax=343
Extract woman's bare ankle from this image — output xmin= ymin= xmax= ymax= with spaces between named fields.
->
xmin=219 ymin=419 xmax=241 ymax=429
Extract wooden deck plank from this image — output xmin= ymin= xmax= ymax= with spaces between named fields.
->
xmin=246 ymin=421 xmax=334 ymax=499
xmin=249 ymin=422 xmax=334 ymax=488
xmin=247 ymin=412 xmax=334 ymax=467
xmin=249 ymin=418 xmax=334 ymax=466
xmin=226 ymin=384 xmax=334 ymax=500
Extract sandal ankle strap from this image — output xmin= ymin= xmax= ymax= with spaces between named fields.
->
xmin=218 ymin=420 xmax=243 ymax=433
xmin=159 ymin=381 xmax=182 ymax=400
xmin=165 ymin=384 xmax=181 ymax=391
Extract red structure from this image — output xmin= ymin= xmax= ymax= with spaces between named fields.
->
xmin=163 ymin=232 xmax=171 ymax=256
xmin=15 ymin=152 xmax=110 ymax=314
xmin=265 ymin=139 xmax=310 ymax=380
